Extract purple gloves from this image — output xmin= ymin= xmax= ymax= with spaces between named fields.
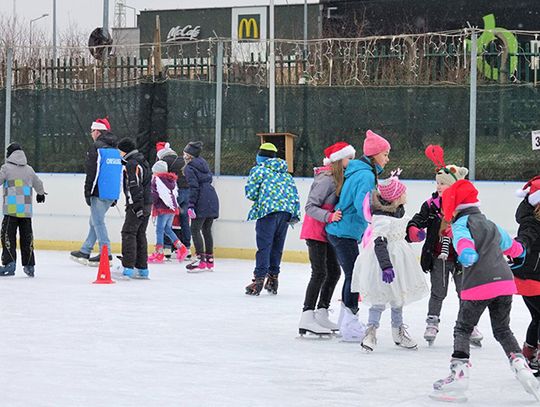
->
xmin=408 ymin=226 xmax=426 ymax=242
xmin=382 ymin=268 xmax=395 ymax=284
xmin=187 ymin=208 xmax=196 ymax=219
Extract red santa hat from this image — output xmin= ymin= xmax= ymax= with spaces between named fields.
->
xmin=323 ymin=142 xmax=356 ymax=166
xmin=516 ymin=176 xmax=540 ymax=206
xmin=441 ymin=179 xmax=480 ymax=222
xmin=90 ymin=117 xmax=111 ymax=131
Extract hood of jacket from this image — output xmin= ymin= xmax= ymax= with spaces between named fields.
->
xmin=95 ymin=131 xmax=118 ymax=148
xmin=313 ymin=165 xmax=331 ymax=176
xmin=7 ymin=150 xmax=28 ymax=166
xmin=188 ymin=156 xmax=211 ymax=174
xmin=260 ymin=158 xmax=288 ymax=174
xmin=371 ymin=193 xmax=405 ymax=218
xmin=344 ymin=157 xmax=375 ymax=179
xmin=122 ymin=149 xmax=140 ymax=164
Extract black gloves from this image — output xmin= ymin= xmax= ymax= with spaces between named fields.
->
xmin=85 ymin=196 xmax=91 ymax=206
xmin=36 ymin=194 xmax=46 ymax=203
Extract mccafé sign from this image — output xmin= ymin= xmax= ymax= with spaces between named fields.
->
xmin=166 ymin=25 xmax=201 ymax=42
xmin=238 ymin=15 xmax=260 ymax=40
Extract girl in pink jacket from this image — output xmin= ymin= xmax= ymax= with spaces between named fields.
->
xmin=298 ymin=142 xmax=355 ymax=337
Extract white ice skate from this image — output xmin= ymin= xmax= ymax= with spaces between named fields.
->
xmin=361 ymin=325 xmax=377 ymax=352
xmin=339 ymin=307 xmax=366 ymax=342
xmin=298 ymin=310 xmax=332 ymax=338
xmin=392 ymin=325 xmax=418 ymax=349
xmin=510 ymin=353 xmax=540 ymax=401
xmin=430 ymin=358 xmax=470 ymax=403
xmin=469 ymin=326 xmax=483 ymax=348
xmin=315 ymin=308 xmax=339 ymax=332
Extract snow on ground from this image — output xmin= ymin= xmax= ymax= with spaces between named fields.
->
xmin=0 ymin=251 xmax=538 ymax=407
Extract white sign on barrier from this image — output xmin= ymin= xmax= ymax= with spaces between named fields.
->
xmin=532 ymin=130 xmax=540 ymax=150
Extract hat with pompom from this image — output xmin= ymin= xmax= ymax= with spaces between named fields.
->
xmin=156 ymin=141 xmax=176 ymax=160
xmin=516 ymin=176 xmax=540 ymax=206
xmin=323 ymin=142 xmax=356 ymax=166
xmin=425 ymin=145 xmax=468 ymax=186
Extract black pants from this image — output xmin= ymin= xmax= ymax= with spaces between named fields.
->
xmin=1 ymin=215 xmax=34 ymax=266
xmin=303 ymin=239 xmax=341 ymax=311
xmin=523 ymin=295 xmax=540 ymax=346
xmin=453 ymin=296 xmax=520 ymax=359
xmin=121 ymin=207 xmax=150 ymax=269
xmin=190 ymin=217 xmax=214 ymax=255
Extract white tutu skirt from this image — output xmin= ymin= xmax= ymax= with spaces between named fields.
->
xmin=352 ymin=239 xmax=429 ymax=307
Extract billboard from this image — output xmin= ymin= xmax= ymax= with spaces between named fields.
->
xmin=231 ymin=7 xmax=267 ymax=61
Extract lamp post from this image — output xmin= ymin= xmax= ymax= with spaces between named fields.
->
xmin=30 ymin=13 xmax=49 ymax=50
xmin=52 ymin=0 xmax=56 ymax=63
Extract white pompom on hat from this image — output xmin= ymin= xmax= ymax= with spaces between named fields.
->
xmin=516 ymin=176 xmax=540 ymax=206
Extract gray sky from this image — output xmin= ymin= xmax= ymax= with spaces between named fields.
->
xmin=5 ymin=0 xmax=318 ymax=36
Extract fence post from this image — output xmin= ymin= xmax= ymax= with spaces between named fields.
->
xmin=214 ymin=41 xmax=224 ymax=176
xmin=468 ymin=30 xmax=478 ymax=181
xmin=4 ymin=48 xmax=13 ymax=159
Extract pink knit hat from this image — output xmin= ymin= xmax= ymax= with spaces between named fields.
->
xmin=363 ymin=130 xmax=391 ymax=156
xmin=378 ymin=169 xmax=406 ymax=202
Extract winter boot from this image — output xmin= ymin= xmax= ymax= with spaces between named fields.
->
xmin=298 ymin=310 xmax=332 ymax=337
xmin=134 ymin=268 xmax=150 ymax=280
xmin=23 ymin=265 xmax=35 ymax=277
xmin=70 ymin=250 xmax=90 ymax=265
xmin=245 ymin=276 xmax=265 ymax=296
xmin=148 ymin=245 xmax=165 ymax=264
xmin=361 ymin=325 xmax=377 ymax=351
xmin=173 ymin=240 xmax=189 ymax=262
xmin=314 ymin=308 xmax=339 ymax=332
xmin=392 ymin=324 xmax=418 ymax=349
xmin=205 ymin=254 xmax=214 ymax=271
xmin=470 ymin=325 xmax=483 ymax=347
xmin=0 ymin=261 xmax=16 ymax=276
xmin=88 ymin=253 xmax=113 ymax=267
xmin=510 ymin=353 xmax=540 ymax=401
xmin=522 ymin=342 xmax=536 ymax=367
xmin=186 ymin=254 xmax=207 ymax=273
xmin=340 ymin=306 xmax=366 ymax=343
xmin=424 ymin=315 xmax=440 ymax=346
xmin=431 ymin=358 xmax=470 ymax=402
xmin=264 ymin=274 xmax=279 ymax=295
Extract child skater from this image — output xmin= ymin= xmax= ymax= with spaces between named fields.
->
xmin=149 ymin=160 xmax=188 ymax=264
xmin=431 ymin=179 xmax=539 ymax=403
xmin=325 ymin=130 xmax=390 ymax=342
xmin=0 ymin=143 xmax=45 ymax=277
xmin=244 ymin=143 xmax=300 ymax=296
xmin=510 ymin=176 xmax=540 ymax=370
xmin=352 ymin=170 xmax=429 ymax=351
xmin=298 ymin=142 xmax=355 ymax=336
xmin=407 ymin=145 xmax=483 ymax=347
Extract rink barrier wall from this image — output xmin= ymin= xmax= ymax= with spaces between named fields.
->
xmin=31 ymin=174 xmax=524 ymax=263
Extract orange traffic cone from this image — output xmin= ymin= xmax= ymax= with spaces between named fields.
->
xmin=92 ymin=245 xmax=115 ymax=284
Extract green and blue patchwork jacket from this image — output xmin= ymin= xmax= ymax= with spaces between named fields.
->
xmin=245 ymin=158 xmax=301 ymax=221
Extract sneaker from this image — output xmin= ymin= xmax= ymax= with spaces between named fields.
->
xmin=70 ymin=250 xmax=90 ymax=265
xmin=510 ymin=353 xmax=540 ymax=400
xmin=0 ymin=262 xmax=16 ymax=276
xmin=431 ymin=358 xmax=470 ymax=402
xmin=298 ymin=310 xmax=332 ymax=336
xmin=134 ymin=268 xmax=150 ymax=279
xmin=245 ymin=276 xmax=265 ymax=296
xmin=264 ymin=274 xmax=279 ymax=295
xmin=23 ymin=265 xmax=35 ymax=277
xmin=361 ymin=325 xmax=377 ymax=351
xmin=88 ymin=254 xmax=113 ymax=267
xmin=392 ymin=324 xmax=417 ymax=349
xmin=314 ymin=308 xmax=339 ymax=332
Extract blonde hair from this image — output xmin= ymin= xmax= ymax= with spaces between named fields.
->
xmin=331 ymin=160 xmax=345 ymax=197
xmin=534 ymin=205 xmax=540 ymax=221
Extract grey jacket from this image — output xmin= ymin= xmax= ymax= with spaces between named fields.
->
xmin=0 ymin=150 xmax=45 ymax=218
xmin=305 ymin=169 xmax=337 ymax=223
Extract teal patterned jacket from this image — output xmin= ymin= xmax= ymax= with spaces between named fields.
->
xmin=245 ymin=158 xmax=301 ymax=221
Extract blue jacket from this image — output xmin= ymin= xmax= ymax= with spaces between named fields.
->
xmin=84 ymin=131 xmax=122 ymax=200
xmin=325 ymin=156 xmax=379 ymax=241
xmin=245 ymin=158 xmax=301 ymax=221
xmin=184 ymin=157 xmax=219 ymax=219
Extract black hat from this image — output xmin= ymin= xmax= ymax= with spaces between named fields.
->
xmin=117 ymin=138 xmax=136 ymax=153
xmin=6 ymin=142 xmax=22 ymax=158
xmin=184 ymin=141 xmax=203 ymax=158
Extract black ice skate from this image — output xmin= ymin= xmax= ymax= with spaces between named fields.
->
xmin=88 ymin=254 xmax=113 ymax=267
xmin=245 ymin=277 xmax=265 ymax=296
xmin=0 ymin=261 xmax=16 ymax=276
xmin=23 ymin=265 xmax=35 ymax=277
xmin=264 ymin=274 xmax=279 ymax=295
xmin=70 ymin=250 xmax=90 ymax=265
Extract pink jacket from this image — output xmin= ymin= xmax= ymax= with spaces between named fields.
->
xmin=300 ymin=167 xmax=338 ymax=242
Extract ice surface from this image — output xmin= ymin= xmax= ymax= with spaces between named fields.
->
xmin=0 ymin=251 xmax=537 ymax=407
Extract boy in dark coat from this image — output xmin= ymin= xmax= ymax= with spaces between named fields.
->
xmin=117 ymin=138 xmax=152 ymax=279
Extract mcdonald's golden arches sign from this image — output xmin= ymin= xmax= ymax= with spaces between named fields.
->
xmin=238 ymin=15 xmax=260 ymax=41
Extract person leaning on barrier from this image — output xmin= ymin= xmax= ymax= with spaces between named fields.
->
xmin=70 ymin=118 xmax=122 ymax=266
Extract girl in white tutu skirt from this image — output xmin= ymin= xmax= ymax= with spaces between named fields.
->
xmin=352 ymin=170 xmax=428 ymax=351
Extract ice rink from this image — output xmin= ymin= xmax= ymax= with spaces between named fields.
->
xmin=1 ymin=251 xmax=538 ymax=407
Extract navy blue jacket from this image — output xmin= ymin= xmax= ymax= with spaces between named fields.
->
xmin=184 ymin=157 xmax=219 ymax=219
